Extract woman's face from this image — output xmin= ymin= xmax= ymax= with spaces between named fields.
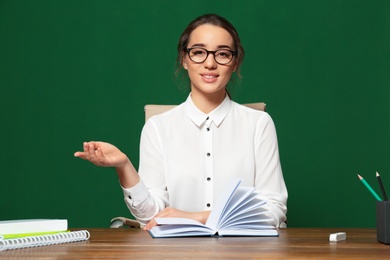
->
xmin=183 ymin=24 xmax=237 ymax=98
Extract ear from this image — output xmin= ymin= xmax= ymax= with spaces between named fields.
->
xmin=232 ymin=62 xmax=237 ymax=72
xmin=181 ymin=51 xmax=188 ymax=70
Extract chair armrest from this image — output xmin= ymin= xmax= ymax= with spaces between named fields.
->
xmin=110 ymin=217 xmax=141 ymax=228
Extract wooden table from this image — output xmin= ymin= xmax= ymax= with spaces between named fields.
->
xmin=1 ymin=228 xmax=389 ymax=259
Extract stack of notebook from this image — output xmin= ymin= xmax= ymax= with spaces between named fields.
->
xmin=0 ymin=219 xmax=90 ymax=251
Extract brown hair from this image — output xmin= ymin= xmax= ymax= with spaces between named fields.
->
xmin=175 ymin=14 xmax=245 ymax=79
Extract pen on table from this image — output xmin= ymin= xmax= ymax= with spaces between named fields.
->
xmin=357 ymin=174 xmax=382 ymax=201
xmin=376 ymin=172 xmax=388 ymax=201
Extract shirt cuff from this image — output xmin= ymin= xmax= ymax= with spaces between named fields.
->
xmin=121 ymin=180 xmax=149 ymax=207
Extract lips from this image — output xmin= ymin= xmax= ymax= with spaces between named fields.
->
xmin=201 ymin=73 xmax=219 ymax=83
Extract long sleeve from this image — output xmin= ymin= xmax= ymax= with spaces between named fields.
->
xmin=121 ymin=119 xmax=169 ymax=225
xmin=254 ymin=113 xmax=288 ymax=227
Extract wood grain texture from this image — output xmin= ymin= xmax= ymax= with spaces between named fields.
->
xmin=1 ymin=228 xmax=389 ymax=259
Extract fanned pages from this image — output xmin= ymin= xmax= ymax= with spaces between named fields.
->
xmin=0 ymin=230 xmax=90 ymax=251
xmin=148 ymin=179 xmax=278 ymax=238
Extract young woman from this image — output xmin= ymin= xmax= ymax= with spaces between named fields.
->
xmin=74 ymin=14 xmax=288 ymax=230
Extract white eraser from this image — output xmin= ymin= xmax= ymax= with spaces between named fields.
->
xmin=329 ymin=232 xmax=346 ymax=242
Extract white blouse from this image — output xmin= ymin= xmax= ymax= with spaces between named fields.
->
xmin=122 ymin=94 xmax=288 ymax=227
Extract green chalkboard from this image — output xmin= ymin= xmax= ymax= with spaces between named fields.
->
xmin=0 ymin=0 xmax=389 ymax=228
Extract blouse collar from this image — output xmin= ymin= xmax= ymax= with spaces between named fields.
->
xmin=185 ymin=93 xmax=232 ymax=127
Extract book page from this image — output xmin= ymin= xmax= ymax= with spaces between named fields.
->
xmin=205 ymin=179 xmax=242 ymax=230
xmin=155 ymin=218 xmax=205 ymax=226
xmin=217 ymin=186 xmax=257 ymax=227
xmin=217 ymin=228 xmax=278 ymax=237
xmin=222 ymin=213 xmax=274 ymax=229
xmin=150 ymin=218 xmax=214 ymax=238
xmin=219 ymin=198 xmax=267 ymax=228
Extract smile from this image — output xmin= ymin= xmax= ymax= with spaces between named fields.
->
xmin=201 ymin=74 xmax=219 ymax=83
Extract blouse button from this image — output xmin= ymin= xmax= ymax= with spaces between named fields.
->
xmin=207 ymin=127 xmax=210 ymax=131
xmin=207 ymin=203 xmax=211 ymax=207
xmin=206 ymin=153 xmax=211 ymax=157
xmin=207 ymin=177 xmax=211 ymax=181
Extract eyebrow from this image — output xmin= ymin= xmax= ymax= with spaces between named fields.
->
xmin=189 ymin=43 xmax=234 ymax=50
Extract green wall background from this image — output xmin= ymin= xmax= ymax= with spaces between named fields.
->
xmin=1 ymin=0 xmax=389 ymax=228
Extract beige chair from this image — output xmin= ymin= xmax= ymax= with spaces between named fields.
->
xmin=144 ymin=102 xmax=266 ymax=121
xmin=110 ymin=102 xmax=266 ymax=228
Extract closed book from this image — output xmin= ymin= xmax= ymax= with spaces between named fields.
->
xmin=0 ymin=219 xmax=67 ymax=237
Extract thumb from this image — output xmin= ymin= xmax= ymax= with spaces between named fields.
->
xmin=74 ymin=151 xmax=85 ymax=158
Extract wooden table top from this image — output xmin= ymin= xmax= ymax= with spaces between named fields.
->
xmin=1 ymin=228 xmax=389 ymax=259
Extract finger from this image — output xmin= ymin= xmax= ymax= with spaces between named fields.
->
xmin=143 ymin=219 xmax=157 ymax=231
xmin=145 ymin=219 xmax=157 ymax=231
xmin=87 ymin=143 xmax=102 ymax=166
xmin=75 ymin=142 xmax=92 ymax=159
xmin=95 ymin=147 xmax=107 ymax=166
xmin=74 ymin=151 xmax=86 ymax=159
xmin=82 ymin=142 xmax=95 ymax=163
xmin=82 ymin=142 xmax=89 ymax=159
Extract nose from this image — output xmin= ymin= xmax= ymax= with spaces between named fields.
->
xmin=203 ymin=53 xmax=217 ymax=69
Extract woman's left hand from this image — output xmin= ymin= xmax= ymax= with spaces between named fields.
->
xmin=143 ymin=208 xmax=210 ymax=231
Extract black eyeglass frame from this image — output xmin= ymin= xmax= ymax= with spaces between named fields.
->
xmin=185 ymin=47 xmax=237 ymax=65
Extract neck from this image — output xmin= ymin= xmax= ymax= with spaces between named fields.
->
xmin=190 ymin=89 xmax=226 ymax=114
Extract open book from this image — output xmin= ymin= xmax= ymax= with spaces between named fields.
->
xmin=148 ymin=179 xmax=278 ymax=238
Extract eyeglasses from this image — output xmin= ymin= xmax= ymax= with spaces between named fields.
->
xmin=185 ymin=47 xmax=237 ymax=65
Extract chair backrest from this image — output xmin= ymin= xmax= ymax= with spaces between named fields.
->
xmin=144 ymin=102 xmax=266 ymax=122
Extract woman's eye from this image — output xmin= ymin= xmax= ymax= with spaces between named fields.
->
xmin=192 ymin=50 xmax=205 ymax=56
xmin=217 ymin=51 xmax=231 ymax=58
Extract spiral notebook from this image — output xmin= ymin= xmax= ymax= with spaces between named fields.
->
xmin=0 ymin=230 xmax=90 ymax=251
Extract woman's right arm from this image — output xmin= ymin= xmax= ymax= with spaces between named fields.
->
xmin=74 ymin=141 xmax=140 ymax=188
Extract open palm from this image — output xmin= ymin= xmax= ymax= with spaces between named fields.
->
xmin=74 ymin=141 xmax=129 ymax=168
